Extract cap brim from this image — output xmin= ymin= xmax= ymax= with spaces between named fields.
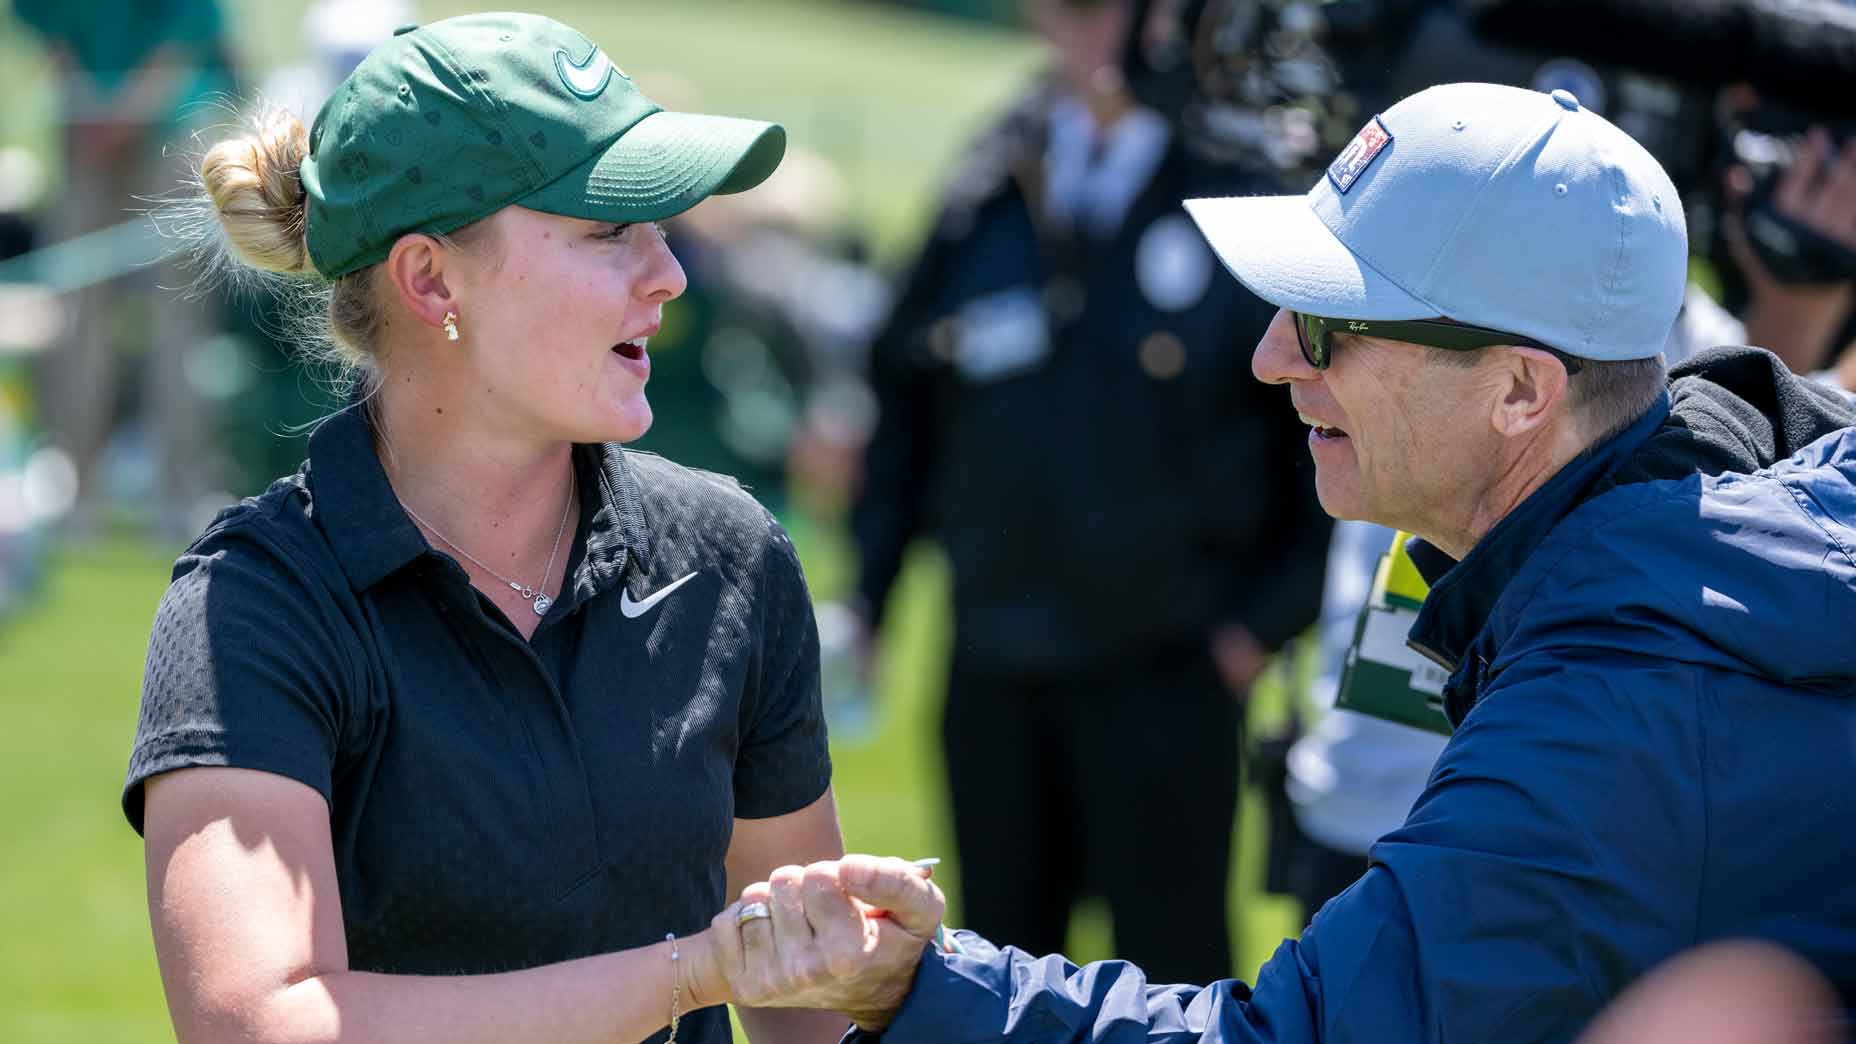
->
xmin=1182 ymin=195 xmax=1435 ymax=320
xmin=521 ymin=110 xmax=787 ymax=224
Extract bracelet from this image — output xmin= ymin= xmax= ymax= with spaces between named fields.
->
xmin=665 ymin=932 xmax=683 ymax=1044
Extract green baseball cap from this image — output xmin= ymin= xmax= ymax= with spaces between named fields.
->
xmin=298 ymin=11 xmax=786 ymax=279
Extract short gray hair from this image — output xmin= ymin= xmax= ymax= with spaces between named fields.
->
xmin=1566 ymin=354 xmax=1667 ymax=443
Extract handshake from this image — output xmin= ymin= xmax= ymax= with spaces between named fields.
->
xmin=679 ymin=854 xmax=950 ymax=1031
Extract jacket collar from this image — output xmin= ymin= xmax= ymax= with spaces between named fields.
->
xmin=1404 ymin=392 xmax=1671 ymax=706
xmin=307 ymin=403 xmax=651 ymax=596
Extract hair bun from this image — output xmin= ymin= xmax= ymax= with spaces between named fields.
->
xmin=200 ymin=107 xmax=314 ymax=276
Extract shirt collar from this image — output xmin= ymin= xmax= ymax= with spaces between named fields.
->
xmin=567 ymin=439 xmax=652 ymax=604
xmin=307 ymin=403 xmax=651 ymax=596
xmin=1404 ymin=391 xmax=1672 ymax=672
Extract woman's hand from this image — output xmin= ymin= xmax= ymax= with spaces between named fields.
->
xmin=698 ymin=855 xmax=947 ymax=1031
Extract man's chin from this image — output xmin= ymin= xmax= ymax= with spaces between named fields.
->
xmin=1313 ymin=476 xmax=1366 ymax=523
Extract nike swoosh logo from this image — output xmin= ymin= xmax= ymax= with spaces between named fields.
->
xmin=620 ymin=571 xmax=698 ymax=619
xmin=554 ymin=45 xmax=616 ymax=100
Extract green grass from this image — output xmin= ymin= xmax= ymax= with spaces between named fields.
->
xmin=0 ymin=540 xmax=177 ymax=1042
xmin=0 ymin=531 xmax=1303 ymax=1043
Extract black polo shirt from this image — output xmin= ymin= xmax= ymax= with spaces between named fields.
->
xmin=125 ymin=405 xmax=830 ymax=1041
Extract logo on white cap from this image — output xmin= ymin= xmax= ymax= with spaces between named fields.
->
xmin=1328 ymin=116 xmax=1393 ymax=195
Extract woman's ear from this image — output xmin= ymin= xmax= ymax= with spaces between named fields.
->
xmin=381 ymin=233 xmax=456 ymax=331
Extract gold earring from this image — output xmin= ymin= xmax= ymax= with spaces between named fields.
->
xmin=442 ymin=311 xmax=460 ymax=341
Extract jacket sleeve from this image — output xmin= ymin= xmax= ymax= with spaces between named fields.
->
xmin=848 ymin=218 xmax=958 ymax=626
xmin=850 ymin=650 xmax=1703 ymax=1043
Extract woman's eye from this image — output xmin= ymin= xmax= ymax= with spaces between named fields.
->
xmin=591 ymin=222 xmax=665 ymax=243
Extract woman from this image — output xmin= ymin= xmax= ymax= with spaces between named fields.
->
xmin=126 ymin=13 xmax=847 ymax=1043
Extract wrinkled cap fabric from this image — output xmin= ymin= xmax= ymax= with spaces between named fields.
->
xmin=1183 ymin=81 xmax=1687 ymax=361
xmin=298 ymin=11 xmax=785 ymax=279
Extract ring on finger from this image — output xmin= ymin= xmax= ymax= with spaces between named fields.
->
xmin=737 ymin=900 xmax=772 ymax=925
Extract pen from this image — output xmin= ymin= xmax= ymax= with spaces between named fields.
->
xmin=910 ymin=857 xmax=964 ymax=955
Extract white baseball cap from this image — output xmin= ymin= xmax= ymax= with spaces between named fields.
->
xmin=1184 ymin=81 xmax=1687 ymax=361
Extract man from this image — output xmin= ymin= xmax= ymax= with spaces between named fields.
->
xmin=695 ymin=81 xmax=1856 ymax=1041
xmin=846 ymin=0 xmax=1328 ymax=980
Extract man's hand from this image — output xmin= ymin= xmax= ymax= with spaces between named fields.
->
xmin=702 ymin=855 xmax=946 ymax=1031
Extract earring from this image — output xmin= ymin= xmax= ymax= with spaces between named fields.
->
xmin=442 ymin=311 xmax=460 ymax=341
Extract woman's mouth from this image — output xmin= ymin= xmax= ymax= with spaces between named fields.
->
xmin=613 ymin=339 xmax=647 ymax=361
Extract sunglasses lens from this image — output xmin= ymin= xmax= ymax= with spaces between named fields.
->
xmin=1295 ymin=313 xmax=1327 ymax=369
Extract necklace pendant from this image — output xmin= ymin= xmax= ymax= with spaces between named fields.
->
xmin=532 ymin=593 xmax=553 ymax=616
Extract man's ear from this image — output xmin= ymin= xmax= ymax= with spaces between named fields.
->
xmin=1490 ymin=345 xmax=1572 ymax=437
xmin=381 ymin=233 xmax=457 ymax=331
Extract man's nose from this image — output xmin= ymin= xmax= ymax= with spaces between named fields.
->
xmin=1253 ymin=308 xmax=1317 ymax=385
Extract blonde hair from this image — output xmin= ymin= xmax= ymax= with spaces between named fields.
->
xmin=200 ymin=106 xmax=314 ymax=275
xmin=153 ymin=101 xmax=387 ymax=405
xmin=172 ymin=100 xmax=494 ymax=405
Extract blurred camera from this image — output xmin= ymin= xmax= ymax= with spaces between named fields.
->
xmin=1122 ymin=0 xmax=1351 ymax=177
xmin=1722 ymin=103 xmax=1856 ymax=284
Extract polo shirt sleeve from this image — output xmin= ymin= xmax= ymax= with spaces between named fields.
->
xmin=733 ymin=514 xmax=832 ymax=819
xmin=123 ymin=520 xmax=357 ymax=835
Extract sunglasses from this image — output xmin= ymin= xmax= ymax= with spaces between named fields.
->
xmin=1291 ymin=312 xmax=1584 ymax=375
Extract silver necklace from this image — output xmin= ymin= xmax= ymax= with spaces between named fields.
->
xmin=400 ymin=478 xmax=574 ymax=617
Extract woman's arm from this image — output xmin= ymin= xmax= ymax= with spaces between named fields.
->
xmin=725 ymin=788 xmax=852 ymax=1044
xmin=145 ymin=766 xmax=715 ymax=1044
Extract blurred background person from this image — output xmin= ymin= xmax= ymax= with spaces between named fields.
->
xmin=644 ymin=140 xmax=888 ymax=522
xmin=1252 ymin=520 xmax=1446 ymax=921
xmin=841 ymin=0 xmax=1333 ymax=981
xmin=0 ymin=144 xmax=66 ymax=617
xmin=14 ymin=0 xmax=236 ymax=539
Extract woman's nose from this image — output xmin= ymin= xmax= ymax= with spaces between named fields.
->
xmin=640 ymin=224 xmax=688 ymax=303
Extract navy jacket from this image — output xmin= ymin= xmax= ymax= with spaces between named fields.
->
xmin=851 ymin=84 xmax=1329 ymax=673
xmin=855 ymin=348 xmax=1856 ymax=1042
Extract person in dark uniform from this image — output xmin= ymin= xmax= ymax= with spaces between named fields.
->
xmin=125 ymin=14 xmax=848 ymax=1044
xmin=848 ymin=0 xmax=1330 ymax=982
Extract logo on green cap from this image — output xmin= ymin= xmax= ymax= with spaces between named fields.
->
xmin=554 ymin=44 xmax=618 ymax=100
